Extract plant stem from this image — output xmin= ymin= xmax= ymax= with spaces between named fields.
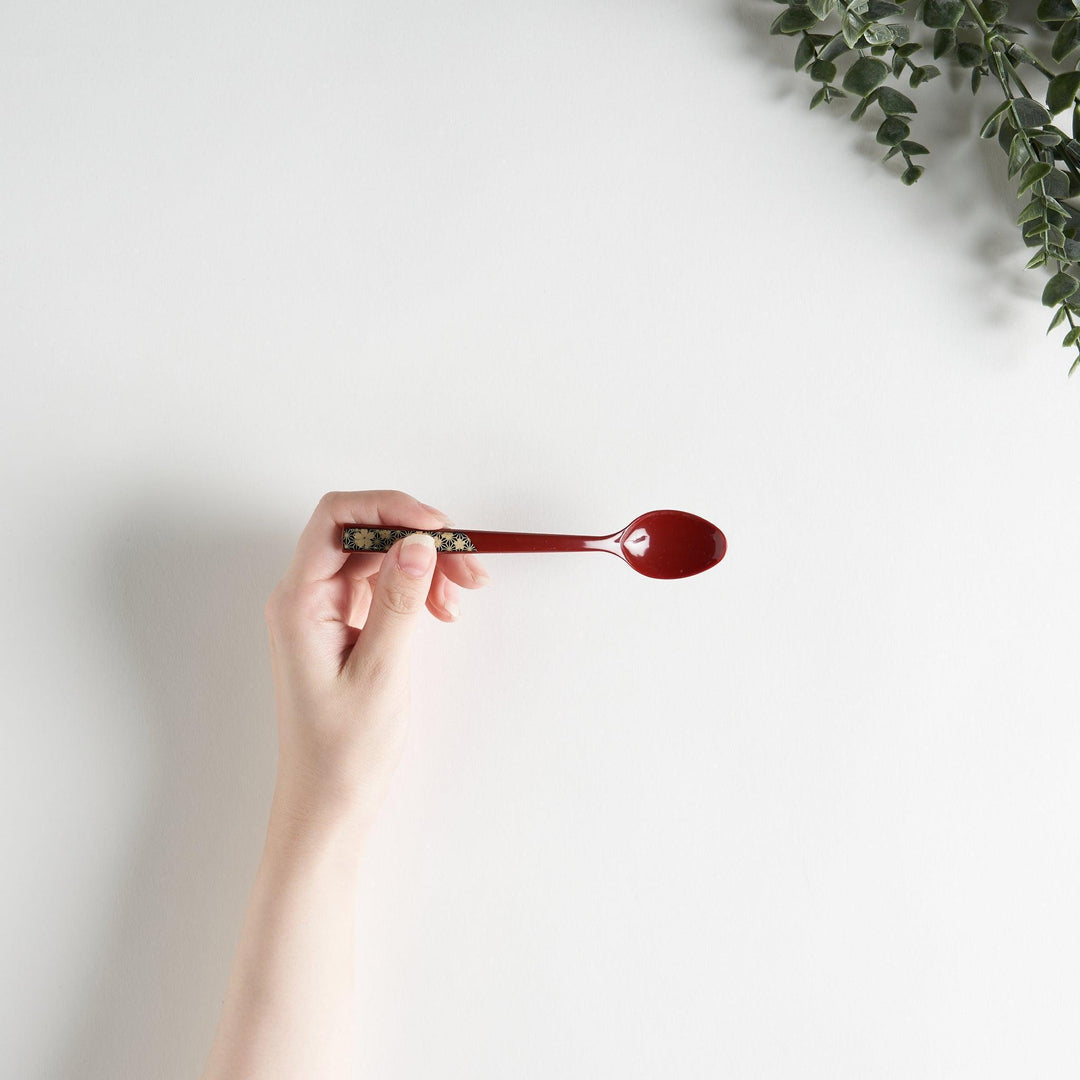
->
xmin=969 ymin=2 xmax=1080 ymax=369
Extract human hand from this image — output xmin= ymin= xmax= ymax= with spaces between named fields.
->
xmin=263 ymin=489 xmax=491 ymax=837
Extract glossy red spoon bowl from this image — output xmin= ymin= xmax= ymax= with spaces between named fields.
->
xmin=342 ymin=509 xmax=727 ymax=579
xmin=615 ymin=510 xmax=727 ymax=579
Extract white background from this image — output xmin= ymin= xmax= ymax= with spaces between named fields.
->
xmin=2 ymin=2 xmax=1079 ymax=1077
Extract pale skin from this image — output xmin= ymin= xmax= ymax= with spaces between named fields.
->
xmin=199 ymin=489 xmax=491 ymax=1080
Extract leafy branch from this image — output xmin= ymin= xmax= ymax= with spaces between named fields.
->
xmin=769 ymin=0 xmax=1080 ymax=375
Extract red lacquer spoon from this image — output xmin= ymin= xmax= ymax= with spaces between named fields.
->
xmin=342 ymin=509 xmax=726 ymax=579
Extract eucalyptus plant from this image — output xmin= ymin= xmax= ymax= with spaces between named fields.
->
xmin=770 ymin=0 xmax=1080 ymax=374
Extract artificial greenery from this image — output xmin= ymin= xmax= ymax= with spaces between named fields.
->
xmin=770 ymin=0 xmax=1080 ymax=374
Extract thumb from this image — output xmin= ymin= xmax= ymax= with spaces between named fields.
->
xmin=350 ymin=531 xmax=438 ymax=679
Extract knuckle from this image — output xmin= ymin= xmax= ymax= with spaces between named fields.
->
xmin=379 ymin=581 xmax=420 ymax=617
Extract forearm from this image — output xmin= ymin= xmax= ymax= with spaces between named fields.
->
xmin=200 ymin=775 xmax=369 ymax=1080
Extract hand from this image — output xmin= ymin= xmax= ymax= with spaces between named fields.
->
xmin=263 ymin=489 xmax=491 ymax=836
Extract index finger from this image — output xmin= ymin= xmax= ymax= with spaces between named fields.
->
xmin=281 ymin=489 xmax=451 ymax=587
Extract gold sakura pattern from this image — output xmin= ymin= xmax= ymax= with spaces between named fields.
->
xmin=343 ymin=527 xmax=477 ymax=553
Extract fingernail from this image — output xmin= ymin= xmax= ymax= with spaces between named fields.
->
xmin=398 ymin=532 xmax=437 ymax=576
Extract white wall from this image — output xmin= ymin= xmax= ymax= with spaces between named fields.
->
xmin=3 ymin=2 xmax=1079 ymax=1077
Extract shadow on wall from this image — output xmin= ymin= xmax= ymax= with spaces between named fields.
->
xmin=720 ymin=0 xmax=1062 ymax=336
xmin=50 ymin=489 xmax=290 ymax=1079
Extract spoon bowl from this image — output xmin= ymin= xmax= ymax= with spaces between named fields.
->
xmin=617 ymin=510 xmax=727 ymax=579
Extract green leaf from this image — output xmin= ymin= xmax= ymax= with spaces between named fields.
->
xmin=810 ymin=86 xmax=828 ymax=109
xmin=978 ymin=0 xmax=1010 ymax=22
xmin=850 ymin=88 xmax=877 ymax=120
xmin=842 ymin=56 xmax=889 ymax=95
xmin=1047 ymin=71 xmax=1080 ymax=114
xmin=999 ymin=116 xmax=1017 ymax=153
xmin=877 ymin=86 xmax=917 ymax=115
xmin=807 ymin=0 xmax=835 ymax=18
xmin=1008 ymin=44 xmax=1044 ymax=70
xmin=923 ymin=0 xmax=964 ymax=28
xmin=819 ymin=34 xmax=851 ymax=62
xmin=1017 ymin=199 xmax=1047 ymax=224
xmin=1014 ymin=97 xmax=1053 ymax=129
xmin=1069 ymin=353 xmax=1080 ymax=375
xmin=1008 ymin=137 xmax=1030 ymax=178
xmin=866 ymin=0 xmax=903 ymax=16
xmin=864 ymin=23 xmax=895 ymax=44
xmin=1044 ymin=167 xmax=1071 ymax=197
xmin=1036 ymin=0 xmax=1079 ymax=24
xmin=794 ymin=34 xmax=817 ymax=71
xmin=1052 ymin=19 xmax=1080 ymax=62
xmin=956 ymin=41 xmax=983 ymax=67
xmin=901 ymin=164 xmax=925 ymax=184
xmin=809 ymin=58 xmax=837 ymax=82
xmin=1047 ymin=303 xmax=1067 ymax=328
xmin=901 ymin=139 xmax=930 ymax=155
xmin=979 ymin=100 xmax=1011 ymax=138
xmin=1063 ymin=325 xmax=1080 ymax=346
xmin=1042 ymin=272 xmax=1079 ymax=306
xmin=877 ymin=115 xmax=911 ymax=144
xmin=971 ymin=67 xmax=983 ymax=94
xmin=1031 ymin=250 xmax=1051 ymax=270
xmin=1002 ymin=145 xmax=1028 ymax=181
xmin=1019 ymin=160 xmax=1054 ymax=192
xmin=1023 ymin=219 xmax=1048 ymax=244
xmin=933 ymin=28 xmax=956 ymax=57
xmin=772 ymin=8 xmax=820 ymax=34
xmin=883 ymin=144 xmax=902 ymax=160
xmin=841 ymin=11 xmax=865 ymax=47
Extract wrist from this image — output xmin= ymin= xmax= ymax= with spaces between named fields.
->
xmin=266 ymin=760 xmax=377 ymax=864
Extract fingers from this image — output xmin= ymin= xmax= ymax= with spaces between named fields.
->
xmin=282 ymin=489 xmax=449 ymax=589
xmin=344 ymin=532 xmax=438 ymax=683
xmin=427 ymin=567 xmax=461 ymax=622
xmin=280 ymin=490 xmax=491 ymax=634
xmin=437 ymin=550 xmax=491 ymax=591
xmin=353 ymin=563 xmax=471 ymax=626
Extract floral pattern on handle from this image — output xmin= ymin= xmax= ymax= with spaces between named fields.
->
xmin=343 ymin=527 xmax=477 ymax=553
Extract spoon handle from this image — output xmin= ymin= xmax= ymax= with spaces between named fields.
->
xmin=342 ymin=524 xmax=618 ymax=555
